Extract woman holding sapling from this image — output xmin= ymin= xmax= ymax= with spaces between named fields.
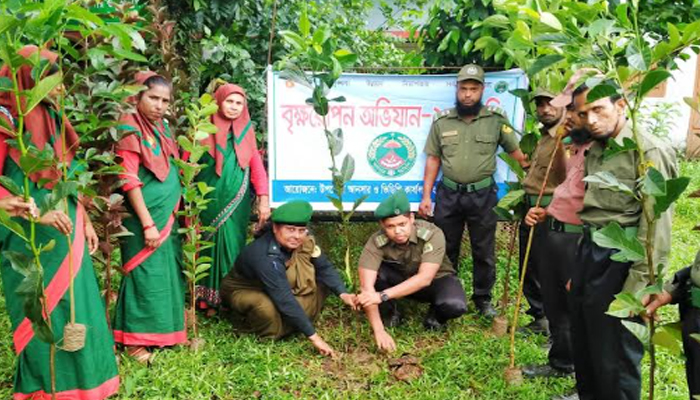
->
xmin=0 ymin=46 xmax=119 ymax=399
xmin=192 ymin=83 xmax=269 ymax=316
xmin=113 ymin=71 xmax=186 ymax=363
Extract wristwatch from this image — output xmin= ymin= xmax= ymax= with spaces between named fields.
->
xmin=379 ymin=291 xmax=389 ymax=303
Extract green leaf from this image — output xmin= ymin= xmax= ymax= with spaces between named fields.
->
xmin=0 ymin=176 xmax=22 ymax=196
xmin=326 ymin=128 xmax=343 ymax=157
xmin=592 ymin=222 xmax=645 ymax=263
xmin=586 ymin=84 xmax=618 ymax=103
xmin=493 ymin=206 xmax=515 ymax=221
xmin=539 ymin=12 xmax=562 ymax=31
xmin=340 ymin=154 xmax=355 ymax=184
xmin=499 ymin=150 xmax=525 ymax=181
xmin=603 ymin=137 xmax=637 ymax=160
xmin=622 ymin=320 xmax=649 ymax=347
xmin=606 ymin=292 xmax=645 ymax=318
xmin=641 ymin=167 xmax=666 ymax=197
xmin=583 ymin=171 xmax=635 ymax=196
xmin=299 ymin=2 xmax=310 ymax=37
xmin=653 ymin=176 xmax=690 ymax=217
xmin=639 ymin=70 xmax=672 ymax=99
xmin=24 ymin=74 xmax=62 ymax=115
xmin=483 ymin=15 xmax=510 ymax=29
xmin=496 ymin=189 xmax=525 ymax=211
xmin=279 ymin=31 xmax=305 ymax=51
xmin=626 ymin=42 xmax=651 ymax=72
xmin=32 ymin=319 xmax=54 ymax=344
xmin=652 ymin=324 xmax=682 ymax=355
xmin=3 ymin=250 xmax=32 ymax=275
xmin=528 ymin=54 xmax=565 ymax=76
xmin=668 ymin=23 xmax=681 ymax=47
xmin=65 ymin=4 xmax=104 ymax=28
xmin=352 ymin=194 xmax=368 ymax=212
xmin=326 ymin=195 xmax=342 ymax=211
xmin=0 ymin=209 xmax=26 ymax=241
xmin=312 ymin=27 xmax=331 ymax=46
xmin=615 ymin=3 xmax=630 ymax=27
xmin=109 ymin=47 xmax=147 ymax=62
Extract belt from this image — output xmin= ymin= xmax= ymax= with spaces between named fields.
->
xmin=526 ymin=194 xmax=552 ymax=207
xmin=583 ymin=224 xmax=638 ymax=237
xmin=442 ymin=176 xmax=494 ymax=193
xmin=548 ymin=218 xmax=583 ymax=234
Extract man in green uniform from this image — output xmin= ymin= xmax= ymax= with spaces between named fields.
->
xmin=518 ymin=88 xmax=567 ymax=335
xmin=357 ymin=191 xmax=467 ymax=352
xmin=220 ymin=200 xmax=357 ymax=358
xmin=570 ymin=84 xmax=677 ymax=399
xmin=420 ymin=64 xmax=529 ymax=317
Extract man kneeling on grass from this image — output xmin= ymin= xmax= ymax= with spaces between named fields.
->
xmin=220 ymin=200 xmax=357 ymax=358
xmin=356 ymin=190 xmax=468 ymax=352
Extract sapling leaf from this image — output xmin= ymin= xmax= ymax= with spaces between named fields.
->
xmin=621 ymin=320 xmax=650 ymax=348
xmin=3 ymin=250 xmax=32 ymax=276
xmin=24 ymin=73 xmax=62 ymax=115
xmin=583 ymin=171 xmax=635 ymax=196
xmin=340 ymin=154 xmax=355 ymax=184
xmin=528 ymin=54 xmax=565 ymax=76
xmin=639 ymin=70 xmax=672 ymax=98
xmin=0 ymin=210 xmax=26 ymax=241
xmin=592 ymin=222 xmax=645 ymax=263
xmin=586 ymin=84 xmax=618 ymax=103
xmin=497 ymin=189 xmax=525 ymax=211
xmin=641 ymin=167 xmax=666 ymax=197
xmin=352 ymin=194 xmax=369 ymax=212
xmin=493 ymin=206 xmax=516 ymax=221
xmin=653 ymin=177 xmax=690 ymax=217
xmin=603 ymin=137 xmax=637 ymax=160
xmin=499 ymin=152 xmax=525 ymax=181
xmin=652 ymin=324 xmax=682 ymax=355
xmin=606 ymin=292 xmax=646 ymax=318
xmin=33 ymin=319 xmax=54 ymax=344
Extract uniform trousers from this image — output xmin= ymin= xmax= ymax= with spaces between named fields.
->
xmin=375 ymin=263 xmax=467 ymax=323
xmin=519 ymin=220 xmax=546 ymax=320
xmin=433 ymin=182 xmax=497 ymax=303
xmin=570 ymin=231 xmax=643 ymax=400
xmin=680 ymin=296 xmax=700 ymax=398
xmin=537 ymin=224 xmax=576 ymax=371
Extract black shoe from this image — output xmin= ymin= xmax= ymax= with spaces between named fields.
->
xmin=380 ymin=302 xmax=402 ymax=328
xmin=423 ymin=308 xmax=446 ymax=331
xmin=473 ymin=301 xmax=497 ymax=319
xmin=552 ymin=392 xmax=579 ymax=400
xmin=522 ymin=364 xmax=574 ymax=379
xmin=517 ymin=317 xmax=550 ymax=336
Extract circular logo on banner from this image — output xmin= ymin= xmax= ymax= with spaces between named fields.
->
xmin=494 ymin=80 xmax=509 ymax=93
xmin=367 ymin=132 xmax=417 ymax=178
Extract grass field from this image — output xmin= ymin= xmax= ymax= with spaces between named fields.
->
xmin=0 ymin=161 xmax=698 ymax=399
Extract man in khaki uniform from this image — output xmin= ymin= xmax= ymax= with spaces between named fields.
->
xmin=570 ymin=84 xmax=677 ymax=399
xmin=419 ymin=64 xmax=529 ymax=317
xmin=357 ymin=190 xmax=467 ymax=352
xmin=518 ymin=88 xmax=567 ymax=334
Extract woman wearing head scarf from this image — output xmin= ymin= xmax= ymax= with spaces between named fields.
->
xmin=112 ymin=71 xmax=186 ymax=362
xmin=192 ymin=83 xmax=269 ymax=315
xmin=0 ymin=46 xmax=119 ymax=399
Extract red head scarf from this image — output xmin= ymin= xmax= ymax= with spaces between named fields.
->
xmin=116 ymin=71 xmax=178 ymax=182
xmin=204 ymin=84 xmax=258 ymax=176
xmin=0 ymin=45 xmax=80 ymax=188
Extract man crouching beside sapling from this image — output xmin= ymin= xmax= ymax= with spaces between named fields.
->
xmin=356 ymin=190 xmax=468 ymax=352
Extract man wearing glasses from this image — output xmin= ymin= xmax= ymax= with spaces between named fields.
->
xmin=220 ymin=200 xmax=356 ymax=358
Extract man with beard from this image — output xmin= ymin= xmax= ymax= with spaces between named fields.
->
xmin=420 ymin=64 xmax=528 ymax=318
xmin=517 ymin=89 xmax=567 ymax=336
xmin=566 ymin=83 xmax=676 ymax=400
xmin=522 ymin=92 xmax=592 ymax=388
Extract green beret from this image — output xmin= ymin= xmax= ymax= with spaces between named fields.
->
xmin=271 ymin=200 xmax=313 ymax=226
xmin=375 ymin=190 xmax=410 ymax=219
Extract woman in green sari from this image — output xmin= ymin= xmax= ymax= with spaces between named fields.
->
xmin=193 ymin=83 xmax=269 ymax=316
xmin=113 ymin=72 xmax=186 ymax=363
xmin=0 ymin=46 xmax=119 ymax=399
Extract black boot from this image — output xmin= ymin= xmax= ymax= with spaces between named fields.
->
xmin=423 ymin=307 xmax=446 ymax=331
xmin=517 ymin=316 xmax=550 ymax=336
xmin=473 ymin=299 xmax=497 ymax=319
xmin=522 ymin=364 xmax=574 ymax=379
xmin=380 ymin=300 xmax=402 ymax=328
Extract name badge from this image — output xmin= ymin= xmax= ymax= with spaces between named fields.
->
xmin=442 ymin=130 xmax=458 ymax=138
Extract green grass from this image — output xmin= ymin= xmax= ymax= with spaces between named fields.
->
xmin=1 ymin=160 xmax=699 ymax=399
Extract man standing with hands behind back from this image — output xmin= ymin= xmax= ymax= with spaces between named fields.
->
xmin=420 ymin=64 xmax=529 ymax=318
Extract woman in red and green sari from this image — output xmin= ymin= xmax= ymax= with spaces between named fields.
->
xmin=0 ymin=46 xmax=119 ymax=399
xmin=193 ymin=83 xmax=269 ymax=316
xmin=113 ymin=72 xmax=186 ymax=362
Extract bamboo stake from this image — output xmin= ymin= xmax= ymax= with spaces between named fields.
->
xmin=506 ymin=130 xmax=564 ymax=384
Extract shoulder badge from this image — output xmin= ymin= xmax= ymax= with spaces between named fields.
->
xmin=416 ymin=226 xmax=434 ymax=241
xmin=423 ymin=242 xmax=434 ymax=254
xmin=487 ymin=105 xmax=508 ymax=119
xmin=311 ymin=245 xmax=322 ymax=258
xmin=501 ymin=124 xmax=514 ymax=135
xmin=374 ymin=234 xmax=389 ymax=248
xmin=433 ymin=108 xmax=453 ymax=122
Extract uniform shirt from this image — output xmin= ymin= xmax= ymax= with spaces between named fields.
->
xmin=579 ymin=122 xmax=677 ymax=294
xmin=424 ymin=107 xmax=520 ymax=184
xmin=358 ymin=220 xmax=455 ymax=280
xmin=224 ymin=231 xmax=348 ymax=337
xmin=547 ymin=141 xmax=593 ymax=225
xmin=521 ymin=123 xmax=567 ymax=196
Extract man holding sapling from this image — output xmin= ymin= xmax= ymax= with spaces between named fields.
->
xmin=516 ymin=88 xmax=567 ymax=337
xmin=522 ymin=87 xmax=593 ymax=382
xmin=569 ymin=83 xmax=677 ymax=400
xmin=356 ymin=190 xmax=467 ymax=353
xmin=419 ymin=64 xmax=529 ymax=319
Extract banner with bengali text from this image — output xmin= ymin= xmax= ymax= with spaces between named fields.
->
xmin=267 ymin=69 xmax=527 ymax=211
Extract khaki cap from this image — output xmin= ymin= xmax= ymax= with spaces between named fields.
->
xmin=532 ymin=88 xmax=556 ymax=100
xmin=457 ymin=64 xmax=484 ymax=84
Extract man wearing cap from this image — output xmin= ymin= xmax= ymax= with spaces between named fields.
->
xmin=220 ymin=200 xmax=356 ymax=358
xmin=567 ymin=84 xmax=677 ymax=399
xmin=420 ymin=63 xmax=529 ymax=318
xmin=356 ymin=191 xmax=467 ymax=353
xmin=517 ymin=88 xmax=567 ymax=336
xmin=521 ymin=90 xmax=592 ymax=383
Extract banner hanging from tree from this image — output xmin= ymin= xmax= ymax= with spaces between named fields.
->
xmin=267 ymin=69 xmax=527 ymax=211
